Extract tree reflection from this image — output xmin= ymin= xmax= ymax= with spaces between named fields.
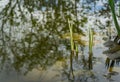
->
xmin=0 ymin=0 xmax=117 ymax=78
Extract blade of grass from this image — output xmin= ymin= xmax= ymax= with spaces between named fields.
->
xmin=68 ymin=19 xmax=74 ymax=51
xmin=89 ymin=27 xmax=93 ymax=54
xmin=88 ymin=27 xmax=93 ymax=70
xmin=108 ymin=0 xmax=120 ymax=36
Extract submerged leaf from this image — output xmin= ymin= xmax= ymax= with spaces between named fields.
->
xmin=62 ymin=33 xmax=85 ymax=41
xmin=77 ymin=40 xmax=87 ymax=46
xmin=61 ymin=33 xmax=87 ymax=46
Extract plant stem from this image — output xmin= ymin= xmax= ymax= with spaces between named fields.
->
xmin=89 ymin=27 xmax=93 ymax=54
xmin=68 ymin=19 xmax=74 ymax=51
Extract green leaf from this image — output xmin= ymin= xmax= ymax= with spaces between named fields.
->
xmin=108 ymin=0 xmax=120 ymax=36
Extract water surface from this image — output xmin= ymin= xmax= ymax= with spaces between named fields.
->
xmin=0 ymin=0 xmax=120 ymax=82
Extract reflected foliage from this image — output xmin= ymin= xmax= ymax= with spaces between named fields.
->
xmin=0 ymin=0 xmax=118 ymax=78
xmin=0 ymin=0 xmax=88 ymax=74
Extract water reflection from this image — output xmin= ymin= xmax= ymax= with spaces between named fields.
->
xmin=1 ymin=32 xmax=65 ymax=74
xmin=0 ymin=0 xmax=120 ymax=82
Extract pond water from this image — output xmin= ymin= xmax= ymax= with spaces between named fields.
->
xmin=0 ymin=0 xmax=120 ymax=82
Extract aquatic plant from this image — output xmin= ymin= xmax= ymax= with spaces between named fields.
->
xmin=67 ymin=19 xmax=86 ymax=53
xmin=68 ymin=19 xmax=74 ymax=52
xmin=89 ymin=27 xmax=93 ymax=54
xmin=88 ymin=27 xmax=94 ymax=70
xmin=108 ymin=0 xmax=120 ymax=36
